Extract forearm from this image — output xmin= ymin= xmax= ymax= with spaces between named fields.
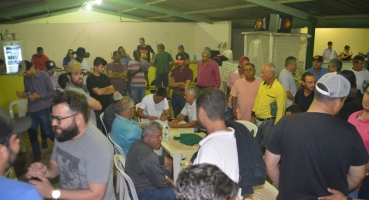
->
xmin=137 ymin=111 xmax=150 ymax=119
xmin=105 ymin=86 xmax=115 ymax=95
xmin=169 ymin=81 xmax=184 ymax=88
xmin=58 ymin=188 xmax=105 ymax=200
xmin=267 ymin=166 xmax=280 ymax=187
xmin=232 ymin=97 xmax=237 ymax=111
xmin=286 ymin=91 xmax=295 ymax=102
xmin=45 ymin=161 xmax=59 ymax=179
xmin=174 ymin=121 xmax=197 ymax=128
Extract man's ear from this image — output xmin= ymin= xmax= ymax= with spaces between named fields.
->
xmin=75 ymin=113 xmax=84 ymax=125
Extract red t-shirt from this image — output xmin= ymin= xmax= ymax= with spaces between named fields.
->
xmin=31 ymin=54 xmax=49 ymax=71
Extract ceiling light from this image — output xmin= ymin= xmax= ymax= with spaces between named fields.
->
xmin=86 ymin=3 xmax=92 ymax=10
xmin=96 ymin=0 xmax=102 ymax=4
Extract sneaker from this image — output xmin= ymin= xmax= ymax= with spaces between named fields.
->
xmin=42 ymin=139 xmax=48 ymax=149
xmin=33 ymin=155 xmax=41 ymax=162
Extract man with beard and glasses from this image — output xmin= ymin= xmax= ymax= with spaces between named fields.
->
xmin=26 ymin=91 xmax=115 ymax=200
xmin=16 ymin=60 xmax=55 ymax=162
xmin=65 ymin=61 xmax=102 ymax=125
xmin=0 ymin=108 xmax=42 ymax=199
xmin=294 ymin=72 xmax=316 ymax=112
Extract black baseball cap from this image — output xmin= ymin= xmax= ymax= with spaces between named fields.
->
xmin=0 ymin=108 xmax=31 ymax=144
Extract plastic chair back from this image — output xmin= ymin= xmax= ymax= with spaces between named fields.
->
xmin=100 ymin=112 xmax=107 ymax=135
xmin=9 ymin=99 xmax=28 ymax=152
xmin=251 ymin=181 xmax=278 ymax=199
xmin=235 ymin=120 xmax=258 ymax=137
xmin=114 ymin=154 xmax=138 ymax=200
xmin=108 ymin=133 xmax=125 ymax=157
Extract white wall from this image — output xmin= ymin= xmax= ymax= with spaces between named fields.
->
xmin=0 ymin=15 xmax=231 ymax=67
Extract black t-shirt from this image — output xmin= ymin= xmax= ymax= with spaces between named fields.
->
xmin=263 ymin=113 xmax=368 ymax=199
xmin=175 ymin=52 xmax=189 ymax=61
xmin=338 ymin=91 xmax=364 ymax=121
xmin=294 ymin=89 xmax=314 ymax=112
xmin=86 ymin=74 xmax=112 ymax=110
xmin=137 ymin=45 xmax=155 ymax=62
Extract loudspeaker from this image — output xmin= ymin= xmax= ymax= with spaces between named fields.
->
xmin=277 ymin=15 xmax=293 ymax=33
xmin=255 ymin=16 xmax=269 ymax=31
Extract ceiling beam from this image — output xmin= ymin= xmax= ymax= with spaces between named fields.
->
xmin=1 ymin=0 xmax=87 ymax=19
xmin=104 ymin=0 xmax=213 ymax=24
xmin=243 ymin=0 xmax=316 ymax=21
xmin=92 ymin=8 xmax=156 ymax=21
xmin=2 ymin=8 xmax=80 ymax=24
xmin=120 ymin=0 xmax=168 ymax=13
xmin=149 ymin=0 xmax=314 ymax=20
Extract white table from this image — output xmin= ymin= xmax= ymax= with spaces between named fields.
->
xmin=156 ymin=125 xmax=205 ymax=184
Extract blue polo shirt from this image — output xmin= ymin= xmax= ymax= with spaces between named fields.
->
xmin=306 ymin=67 xmax=328 ymax=81
xmin=111 ymin=115 xmax=142 ymax=156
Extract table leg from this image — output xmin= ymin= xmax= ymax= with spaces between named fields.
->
xmin=172 ymin=152 xmax=182 ymax=184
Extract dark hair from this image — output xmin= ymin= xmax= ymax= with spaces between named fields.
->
xmin=157 ymin=43 xmax=165 ymax=51
xmin=155 ymin=87 xmax=167 ymax=98
xmin=175 ymin=163 xmax=239 ymax=200
xmin=20 ymin=60 xmax=33 ymax=71
xmin=133 ymin=50 xmax=140 ymax=57
xmin=93 ymin=57 xmax=107 ymax=68
xmin=0 ymin=59 xmax=5 ymax=65
xmin=58 ymin=73 xmax=68 ymax=89
xmin=51 ymin=91 xmax=89 ymax=123
xmin=301 ymin=71 xmax=315 ymax=82
xmin=196 ymin=88 xmax=225 ymax=121
xmin=285 ymin=56 xmax=297 ymax=67
xmin=286 ymin=105 xmax=303 ymax=114
xmin=340 ymin=70 xmax=357 ymax=88
xmin=36 ymin=47 xmax=43 ymax=52
xmin=66 ymin=49 xmax=73 ymax=57
xmin=330 ymin=58 xmax=342 ymax=72
xmin=344 ymin=45 xmax=350 ymax=50
xmin=139 ymin=37 xmax=145 ymax=42
xmin=353 ymin=55 xmax=365 ymax=64
xmin=328 ymin=41 xmax=332 ymax=45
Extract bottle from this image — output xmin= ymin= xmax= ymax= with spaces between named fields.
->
xmin=164 ymin=126 xmax=170 ymax=142
xmin=193 ymin=54 xmax=197 ymax=61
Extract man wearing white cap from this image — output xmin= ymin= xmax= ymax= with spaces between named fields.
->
xmin=263 ymin=72 xmax=368 ymax=199
xmin=103 ymin=91 xmax=124 ymax=133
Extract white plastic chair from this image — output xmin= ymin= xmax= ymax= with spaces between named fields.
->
xmin=250 ymin=181 xmax=278 ymax=199
xmin=100 ymin=112 xmax=107 ymax=134
xmin=114 ymin=154 xmax=138 ymax=200
xmin=235 ymin=120 xmax=258 ymax=137
xmin=9 ymin=99 xmax=28 ymax=152
xmin=107 ymin=133 xmax=125 ymax=157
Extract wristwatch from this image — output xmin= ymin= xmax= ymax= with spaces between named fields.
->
xmin=52 ymin=188 xmax=61 ymax=199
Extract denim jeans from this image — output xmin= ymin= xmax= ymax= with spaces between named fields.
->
xmin=137 ymin=187 xmax=175 ymax=200
xmin=255 ymin=118 xmax=275 ymax=146
xmin=225 ymin=106 xmax=234 ymax=120
xmin=127 ymin=76 xmax=132 ymax=95
xmin=171 ymin=93 xmax=186 ymax=118
xmin=131 ymin=86 xmax=146 ymax=104
xmin=27 ymin=108 xmax=55 ymax=156
xmin=156 ymin=73 xmax=169 ymax=88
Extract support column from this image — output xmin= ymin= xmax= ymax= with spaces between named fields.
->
xmin=305 ymin=20 xmax=316 ymax=70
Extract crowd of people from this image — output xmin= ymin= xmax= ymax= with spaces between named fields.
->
xmin=0 ymin=37 xmax=369 ymax=200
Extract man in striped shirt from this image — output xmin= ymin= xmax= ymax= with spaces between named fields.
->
xmin=128 ymin=50 xmax=150 ymax=104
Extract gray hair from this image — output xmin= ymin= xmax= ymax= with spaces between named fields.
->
xmin=264 ymin=62 xmax=277 ymax=76
xmin=201 ymin=47 xmax=211 ymax=56
xmin=142 ymin=121 xmax=163 ymax=138
xmin=185 ymin=86 xmax=199 ymax=98
xmin=285 ymin=56 xmax=297 ymax=67
xmin=117 ymin=96 xmax=134 ymax=113
xmin=330 ymin=58 xmax=342 ymax=71
xmin=157 ymin=43 xmax=165 ymax=51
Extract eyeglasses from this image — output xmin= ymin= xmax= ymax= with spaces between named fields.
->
xmin=50 ymin=114 xmax=77 ymax=125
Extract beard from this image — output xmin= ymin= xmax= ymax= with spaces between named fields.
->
xmin=71 ymin=78 xmax=83 ymax=87
xmin=54 ymin=121 xmax=79 ymax=142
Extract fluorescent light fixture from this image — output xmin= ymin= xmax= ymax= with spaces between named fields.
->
xmin=96 ymin=0 xmax=102 ymax=4
xmin=86 ymin=3 xmax=92 ymax=10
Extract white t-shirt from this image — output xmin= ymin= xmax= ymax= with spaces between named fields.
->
xmin=350 ymin=68 xmax=369 ymax=94
xmin=278 ymin=68 xmax=297 ymax=107
xmin=322 ymin=48 xmax=339 ymax=63
xmin=139 ymin=94 xmax=169 ymax=124
xmin=180 ymin=100 xmax=197 ymax=122
xmin=194 ymin=128 xmax=239 ymax=183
